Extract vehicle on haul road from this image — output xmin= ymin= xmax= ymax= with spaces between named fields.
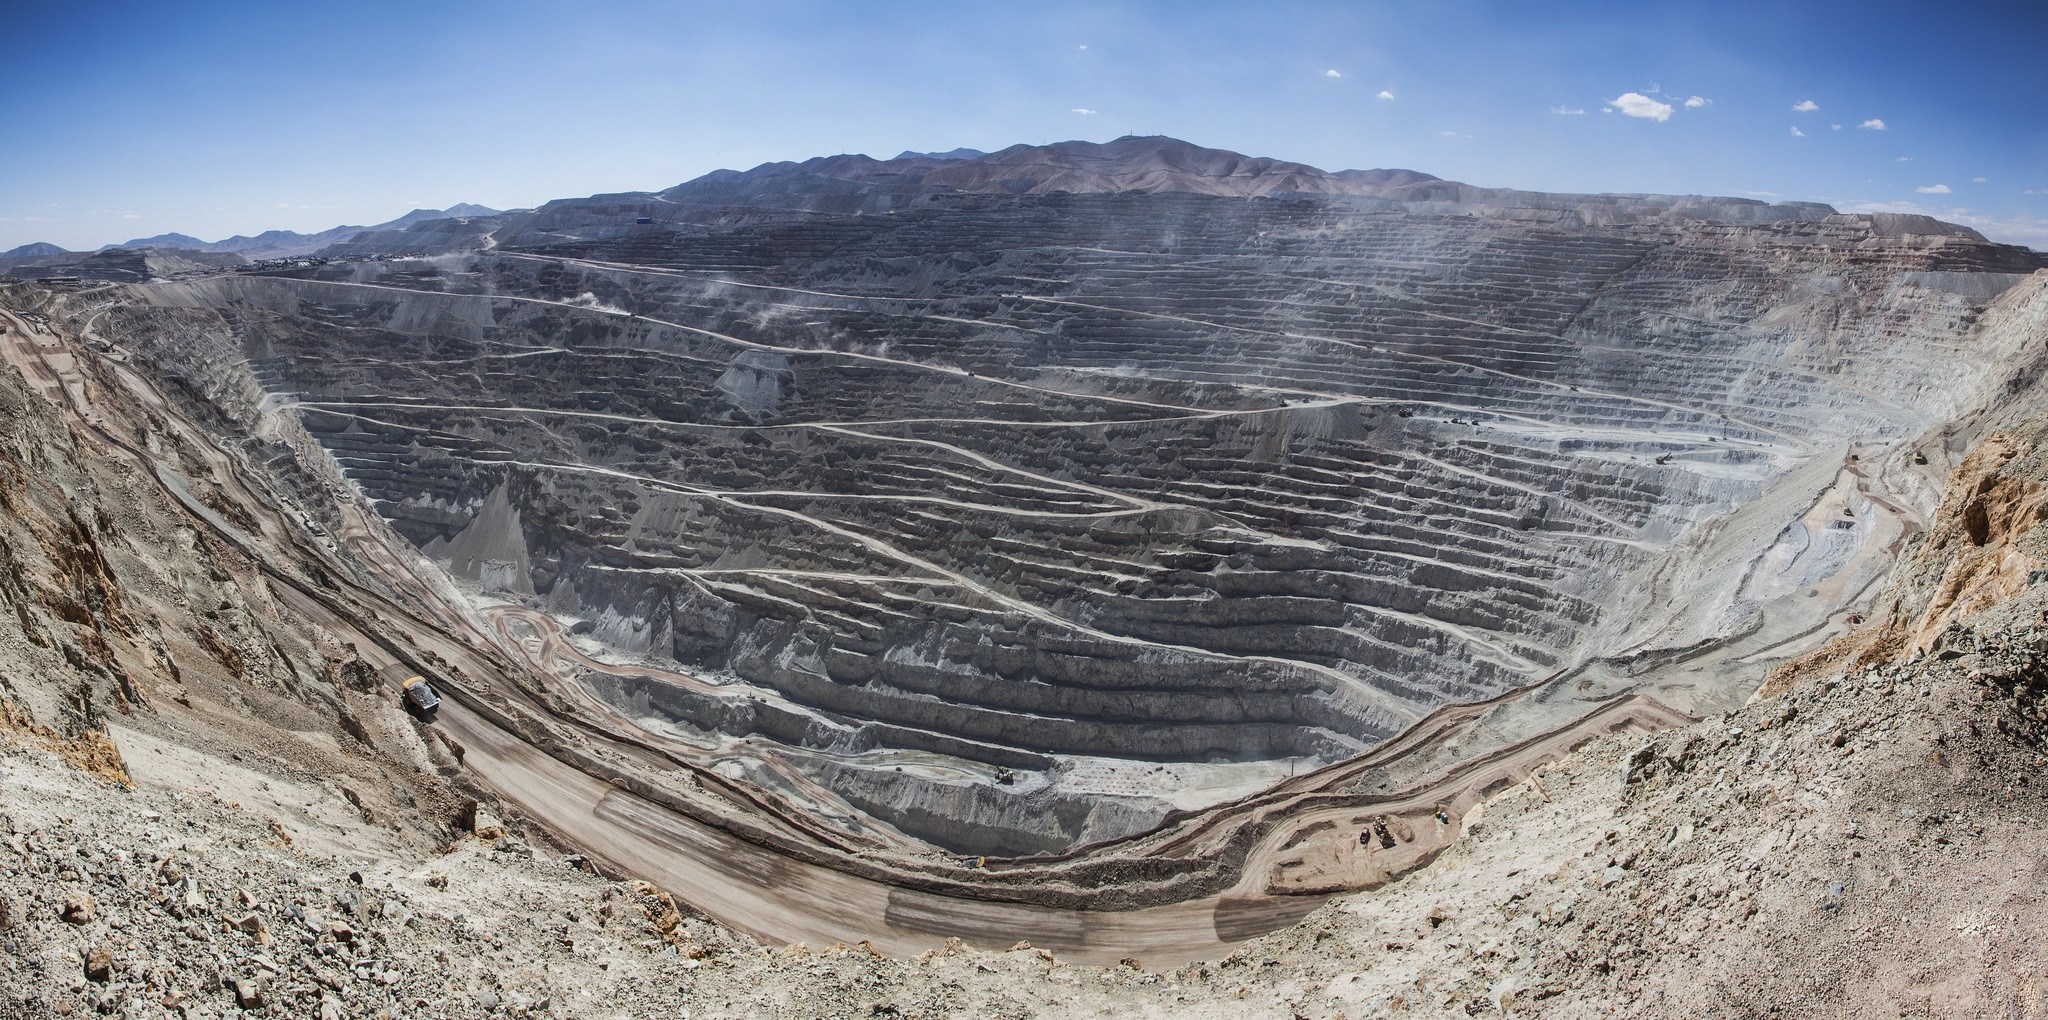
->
xmin=378 ymin=663 xmax=442 ymax=717
xmin=401 ymin=674 xmax=442 ymax=715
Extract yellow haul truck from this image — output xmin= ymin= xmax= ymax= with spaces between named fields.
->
xmin=378 ymin=663 xmax=442 ymax=716
xmin=401 ymin=674 xmax=442 ymax=715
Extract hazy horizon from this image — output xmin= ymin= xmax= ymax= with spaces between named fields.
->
xmin=5 ymin=0 xmax=2044 ymax=251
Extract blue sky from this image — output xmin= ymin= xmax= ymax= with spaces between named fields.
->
xmin=4 ymin=1 xmax=2045 ymax=251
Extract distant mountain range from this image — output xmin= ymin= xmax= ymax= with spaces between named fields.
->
xmin=103 ymin=203 xmax=501 ymax=259
xmin=1 ymin=242 xmax=68 ymax=260
xmin=890 ymin=147 xmax=986 ymax=161
xmin=676 ymin=135 xmax=1442 ymax=202
xmin=490 ymin=136 xmax=1456 ymax=241
xmin=1 ymin=205 xmax=501 ymax=265
xmin=7 ymin=140 xmax=1445 ymax=269
xmin=3 ymin=135 xmax=2006 ymax=277
xmin=487 ymin=134 xmax=1926 ymax=252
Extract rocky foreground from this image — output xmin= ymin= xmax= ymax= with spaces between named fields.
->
xmin=6 ymin=414 xmax=2048 ymax=1017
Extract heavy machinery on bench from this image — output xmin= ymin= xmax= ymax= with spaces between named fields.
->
xmin=378 ymin=663 xmax=442 ymax=717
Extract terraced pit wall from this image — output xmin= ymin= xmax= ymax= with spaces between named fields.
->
xmin=106 ymin=191 xmax=2048 ymax=853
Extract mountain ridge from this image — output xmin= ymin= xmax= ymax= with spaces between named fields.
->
xmin=0 ymin=241 xmax=69 ymax=259
xmin=667 ymin=135 xmax=1442 ymax=201
xmin=4 ymin=137 xmax=2021 ymax=274
xmin=100 ymin=203 xmax=503 ymax=259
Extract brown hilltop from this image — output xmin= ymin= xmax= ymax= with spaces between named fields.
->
xmin=667 ymin=135 xmax=1436 ymax=201
xmin=914 ymin=135 xmax=1403 ymax=198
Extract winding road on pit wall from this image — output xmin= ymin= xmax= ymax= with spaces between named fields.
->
xmin=2 ymin=293 xmax=1712 ymax=966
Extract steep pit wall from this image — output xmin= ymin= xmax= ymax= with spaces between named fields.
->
xmin=104 ymin=210 xmax=2048 ymax=851
xmin=1764 ymin=274 xmax=2048 ymax=691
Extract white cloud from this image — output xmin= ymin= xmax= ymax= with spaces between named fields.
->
xmin=1831 ymin=124 xmax=1843 ymax=131
xmin=1077 ymin=44 xmax=1088 ymax=51
xmin=1916 ymin=184 xmax=1953 ymax=194
xmin=2027 ymin=189 xmax=2047 ymax=196
xmin=24 ymin=216 xmax=59 ymax=224
xmin=1376 ymin=89 xmax=1394 ymax=100
xmin=1789 ymin=126 xmax=1806 ymax=137
xmin=1792 ymin=99 xmax=1819 ymax=112
xmin=1325 ymin=69 xmax=1342 ymax=79
xmin=119 ymin=211 xmax=140 ymax=220
xmin=1972 ymin=176 xmax=1988 ymax=184
xmin=1606 ymin=92 xmax=1673 ymax=122
xmin=1683 ymin=95 xmax=1710 ymax=108
xmin=1550 ymin=106 xmax=1585 ymax=115
xmin=1743 ymin=191 xmax=1779 ymax=197
xmin=1859 ymin=118 xmax=1887 ymax=130
xmin=1895 ymin=156 xmax=1912 ymax=162
xmin=1441 ymin=130 xmax=1458 ymax=136
xmin=1070 ymin=108 xmax=1097 ymax=115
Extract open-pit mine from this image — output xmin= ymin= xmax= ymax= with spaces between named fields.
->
xmin=5 ymin=136 xmax=2046 ymax=965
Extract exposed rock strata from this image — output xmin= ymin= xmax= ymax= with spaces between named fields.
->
xmin=85 ymin=164 xmax=2043 ymax=850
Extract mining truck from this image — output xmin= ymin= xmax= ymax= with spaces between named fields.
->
xmin=400 ymin=674 xmax=442 ymax=716
xmin=376 ymin=663 xmax=443 ymax=716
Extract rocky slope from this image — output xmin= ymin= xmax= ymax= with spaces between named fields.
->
xmin=0 ymin=248 xmax=250 ymax=283
xmin=0 ymin=279 xmax=505 ymax=962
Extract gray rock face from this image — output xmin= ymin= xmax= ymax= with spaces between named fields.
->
xmin=112 ymin=142 xmax=2048 ymax=850
xmin=315 ymin=213 xmax=505 ymax=258
xmin=0 ymin=246 xmax=247 ymax=282
xmin=714 ymin=350 xmax=796 ymax=420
